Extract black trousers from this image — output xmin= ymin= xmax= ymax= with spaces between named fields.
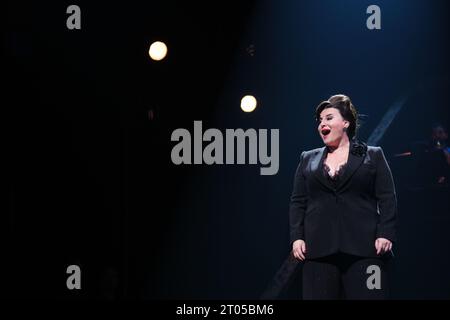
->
xmin=302 ymin=253 xmax=389 ymax=300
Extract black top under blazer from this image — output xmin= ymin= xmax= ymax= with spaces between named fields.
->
xmin=289 ymin=141 xmax=397 ymax=259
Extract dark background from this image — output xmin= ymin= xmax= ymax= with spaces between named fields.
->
xmin=4 ymin=0 xmax=450 ymax=299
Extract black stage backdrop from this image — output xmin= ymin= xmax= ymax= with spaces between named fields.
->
xmin=5 ymin=0 xmax=450 ymax=299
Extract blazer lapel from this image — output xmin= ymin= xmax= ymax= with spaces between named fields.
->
xmin=336 ymin=142 xmax=366 ymax=190
xmin=312 ymin=147 xmax=335 ymax=192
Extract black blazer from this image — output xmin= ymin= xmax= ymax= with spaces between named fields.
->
xmin=289 ymin=141 xmax=397 ymax=259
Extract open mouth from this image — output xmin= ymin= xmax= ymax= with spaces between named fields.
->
xmin=321 ymin=128 xmax=331 ymax=136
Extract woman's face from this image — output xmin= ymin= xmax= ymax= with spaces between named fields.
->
xmin=317 ymin=107 xmax=349 ymax=147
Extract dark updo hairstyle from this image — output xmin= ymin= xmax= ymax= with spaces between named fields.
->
xmin=315 ymin=94 xmax=360 ymax=139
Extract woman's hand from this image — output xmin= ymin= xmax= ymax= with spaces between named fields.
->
xmin=292 ymin=239 xmax=307 ymax=261
xmin=375 ymin=238 xmax=392 ymax=255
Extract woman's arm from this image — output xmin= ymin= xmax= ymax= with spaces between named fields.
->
xmin=289 ymin=151 xmax=308 ymax=246
xmin=374 ymin=147 xmax=397 ymax=243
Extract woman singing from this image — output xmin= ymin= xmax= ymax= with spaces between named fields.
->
xmin=289 ymin=94 xmax=397 ymax=299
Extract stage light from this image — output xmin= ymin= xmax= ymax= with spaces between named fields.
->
xmin=149 ymin=41 xmax=168 ymax=61
xmin=240 ymin=95 xmax=257 ymax=112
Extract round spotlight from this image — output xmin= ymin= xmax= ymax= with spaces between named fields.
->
xmin=240 ymin=95 xmax=257 ymax=112
xmin=149 ymin=41 xmax=168 ymax=61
